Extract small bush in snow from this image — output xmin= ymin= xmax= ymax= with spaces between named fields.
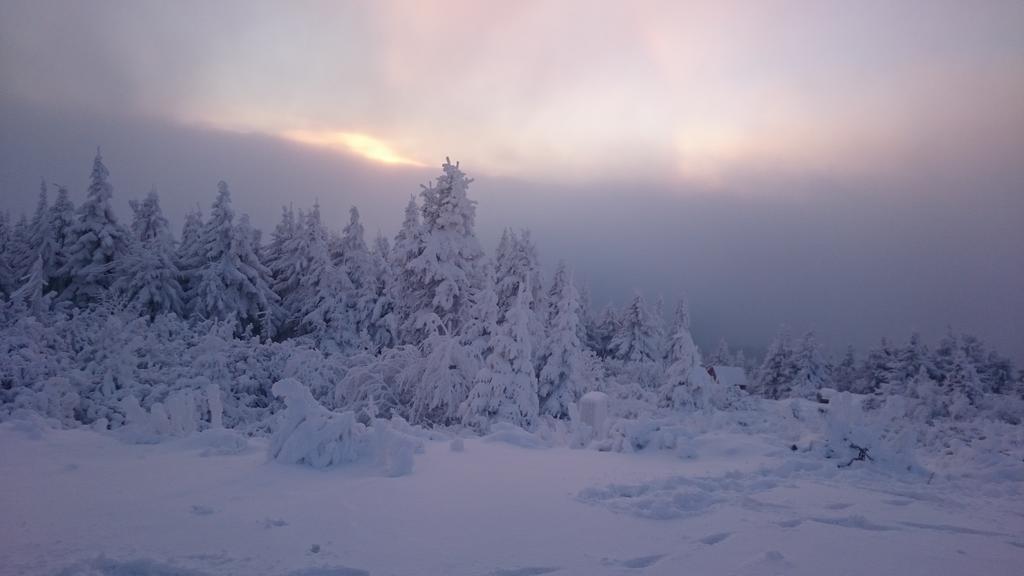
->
xmin=270 ymin=378 xmax=423 ymax=476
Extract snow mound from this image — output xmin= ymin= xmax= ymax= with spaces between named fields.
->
xmin=179 ymin=428 xmax=250 ymax=456
xmin=578 ymin=469 xmax=783 ymax=520
xmin=482 ymin=422 xmax=550 ymax=449
xmin=55 ymin=556 xmax=208 ymax=576
xmin=270 ymin=378 xmax=423 ymax=475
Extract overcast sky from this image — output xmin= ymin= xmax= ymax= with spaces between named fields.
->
xmin=1 ymin=0 xmax=1022 ymax=360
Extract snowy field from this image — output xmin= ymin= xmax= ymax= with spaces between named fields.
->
xmin=3 ymin=410 xmax=1022 ymax=576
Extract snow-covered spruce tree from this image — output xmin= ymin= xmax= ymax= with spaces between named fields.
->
xmin=332 ymin=206 xmax=377 ymax=346
xmin=398 ymin=159 xmax=486 ymax=342
xmin=58 ymin=150 xmax=130 ymax=306
xmin=707 ymin=338 xmax=735 ymax=367
xmin=264 ymin=205 xmax=297 ymax=299
xmin=981 ymin=350 xmax=1016 ymax=395
xmin=461 ymin=283 xmax=540 ymax=432
xmin=459 ymin=264 xmax=500 ymax=361
xmin=754 ymin=326 xmax=799 ymax=399
xmin=609 ymin=293 xmax=661 ymax=364
xmin=44 ymin=185 xmax=76 ymax=295
xmin=367 ymin=232 xmax=398 ymax=350
xmin=494 ymin=229 xmax=545 ymax=322
xmin=791 ymin=330 xmax=830 ymax=400
xmin=832 ymin=346 xmax=862 ymax=392
xmin=884 ymin=332 xmax=932 ymax=397
xmin=938 ymin=335 xmax=985 ymax=419
xmin=291 ymin=205 xmax=357 ymax=350
xmin=387 ymin=195 xmax=423 ymax=339
xmin=11 ymin=255 xmax=51 ymax=314
xmin=546 ymin=260 xmax=588 ymax=347
xmin=6 ymin=215 xmax=34 ymax=294
xmin=0 ymin=212 xmax=12 ymax=298
xmin=186 ymin=181 xmax=279 ymax=337
xmin=537 ymin=267 xmax=593 ymax=418
xmin=588 ymin=303 xmax=620 ymax=358
xmin=176 ymin=206 xmax=203 ymax=267
xmin=661 ymin=298 xmax=716 ymax=409
xmin=28 ymin=180 xmax=60 ymax=287
xmin=395 ymin=265 xmax=502 ymax=426
xmin=493 ymin=228 xmax=546 ymax=372
xmin=114 ymin=190 xmax=184 ymax=318
xmin=861 ymin=337 xmax=898 ymax=395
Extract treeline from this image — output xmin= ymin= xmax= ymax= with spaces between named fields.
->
xmin=0 ymin=151 xmax=1020 ymax=432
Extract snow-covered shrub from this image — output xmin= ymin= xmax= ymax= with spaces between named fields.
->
xmin=119 ymin=388 xmax=204 ymax=443
xmin=270 ymin=378 xmax=363 ymax=468
xmin=822 ymin=392 xmax=920 ymax=473
xmin=270 ymin=378 xmax=424 ymax=475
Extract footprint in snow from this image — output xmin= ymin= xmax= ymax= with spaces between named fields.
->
xmin=825 ymin=502 xmax=853 ymax=510
xmin=601 ymin=554 xmax=665 ymax=569
xmin=809 ymin=515 xmax=896 ymax=531
xmin=733 ymin=551 xmax=794 ymax=576
xmin=264 ymin=517 xmax=289 ymax=528
xmin=777 ymin=519 xmax=803 ymax=528
xmin=284 ymin=567 xmax=369 ymax=576
xmin=485 ymin=568 xmax=561 ymax=576
xmin=700 ymin=532 xmax=732 ymax=545
xmin=190 ymin=504 xmax=216 ymax=516
xmin=900 ymin=521 xmax=1005 ymax=536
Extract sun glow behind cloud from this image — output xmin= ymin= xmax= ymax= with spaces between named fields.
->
xmin=4 ymin=0 xmax=1020 ymax=190
xmin=281 ymin=130 xmax=425 ymax=167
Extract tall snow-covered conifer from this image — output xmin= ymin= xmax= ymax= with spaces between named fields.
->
xmin=59 ymin=150 xmax=129 ymax=306
xmin=609 ymin=293 xmax=661 ymax=363
xmin=462 ymin=283 xmax=540 ymax=431
xmin=537 ymin=267 xmax=592 ymax=418
xmin=116 ymin=190 xmax=184 ymax=318
xmin=398 ymin=159 xmax=485 ymax=342
xmin=187 ymin=181 xmax=279 ymax=337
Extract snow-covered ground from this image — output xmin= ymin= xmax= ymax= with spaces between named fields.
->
xmin=3 ymin=416 xmax=1022 ymax=576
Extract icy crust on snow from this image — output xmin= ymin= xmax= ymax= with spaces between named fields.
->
xmin=270 ymin=378 xmax=423 ymax=476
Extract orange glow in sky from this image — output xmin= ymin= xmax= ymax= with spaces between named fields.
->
xmin=282 ymin=130 xmax=425 ymax=168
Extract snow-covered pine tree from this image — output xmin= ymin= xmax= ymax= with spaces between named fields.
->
xmin=538 ymin=267 xmax=592 ymax=418
xmin=707 ymin=338 xmax=735 ymax=367
xmin=0 ymin=212 xmax=12 ymax=298
xmin=861 ymin=337 xmax=898 ymax=394
xmin=981 ymin=350 xmax=1016 ymax=395
xmin=44 ymin=185 xmax=76 ymax=295
xmin=6 ymin=214 xmax=34 ymax=293
xmin=609 ymin=293 xmax=661 ymax=364
xmin=264 ymin=205 xmax=297 ymax=299
xmin=547 ymin=260 xmax=589 ymax=347
xmin=941 ymin=339 xmax=984 ymax=420
xmin=334 ymin=206 xmax=376 ymax=346
xmin=388 ymin=195 xmax=423 ymax=340
xmin=186 ymin=181 xmax=279 ymax=337
xmin=291 ymin=205 xmax=356 ymax=349
xmin=493 ymin=228 xmax=545 ymax=370
xmin=115 ymin=190 xmax=184 ymax=318
xmin=887 ymin=332 xmax=932 ymax=396
xmin=588 ymin=303 xmax=620 ymax=358
xmin=661 ymin=297 xmax=714 ymax=409
xmin=459 ymin=263 xmax=499 ymax=362
xmin=367 ymin=231 xmax=398 ymax=350
xmin=832 ymin=346 xmax=862 ymax=392
xmin=791 ymin=330 xmax=830 ymax=400
xmin=398 ymin=159 xmax=485 ymax=342
xmin=58 ymin=150 xmax=130 ymax=306
xmin=754 ymin=326 xmax=798 ymax=399
xmin=495 ymin=229 xmax=544 ymax=320
xmin=11 ymin=255 xmax=50 ymax=314
xmin=461 ymin=283 xmax=540 ymax=432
